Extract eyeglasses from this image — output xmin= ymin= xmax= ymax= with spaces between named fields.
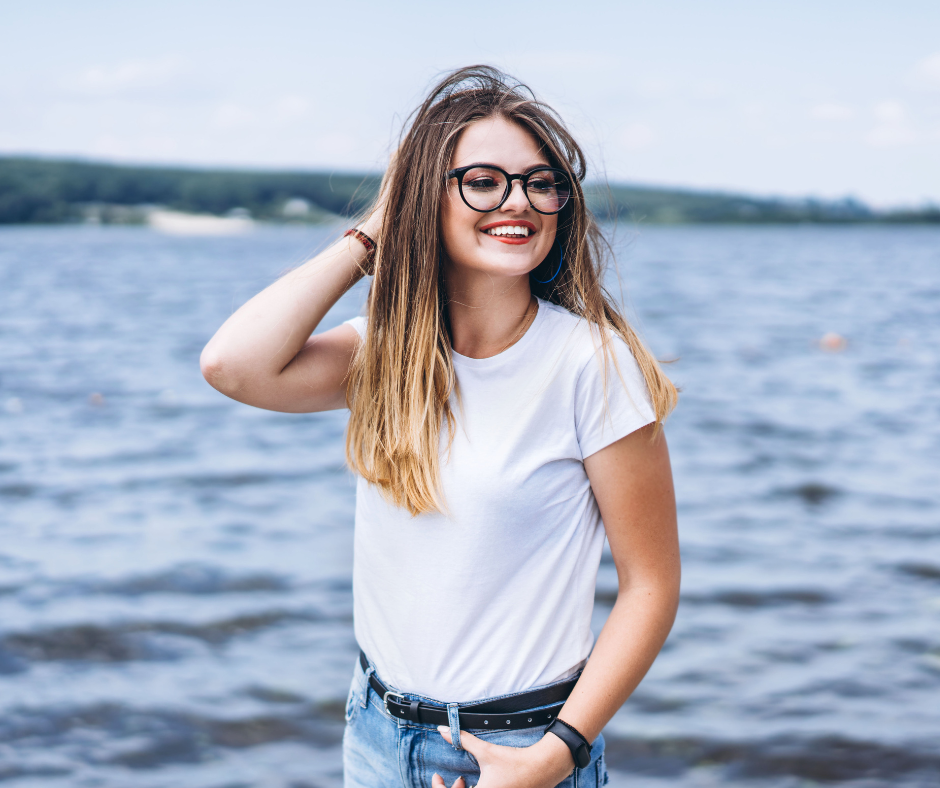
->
xmin=446 ymin=164 xmax=572 ymax=215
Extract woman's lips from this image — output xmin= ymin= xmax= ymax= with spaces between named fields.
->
xmin=479 ymin=219 xmax=537 ymax=245
xmin=484 ymin=233 xmax=533 ymax=245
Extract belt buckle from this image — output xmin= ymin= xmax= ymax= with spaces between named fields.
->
xmin=383 ymin=690 xmax=405 ymax=715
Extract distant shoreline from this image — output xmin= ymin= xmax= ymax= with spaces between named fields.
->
xmin=2 ymin=156 xmax=938 ymax=226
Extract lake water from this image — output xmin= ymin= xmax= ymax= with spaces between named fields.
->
xmin=0 ymin=224 xmax=938 ymax=787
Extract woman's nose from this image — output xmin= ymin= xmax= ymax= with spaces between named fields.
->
xmin=501 ymin=179 xmax=529 ymax=212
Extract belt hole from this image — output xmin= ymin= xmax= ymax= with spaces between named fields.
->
xmin=528 ymin=717 xmax=532 ymax=722
xmin=506 ymin=719 xmax=511 ymax=725
xmin=484 ymin=720 xmax=488 ymax=725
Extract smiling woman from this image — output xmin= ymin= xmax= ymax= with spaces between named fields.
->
xmin=200 ymin=66 xmax=680 ymax=788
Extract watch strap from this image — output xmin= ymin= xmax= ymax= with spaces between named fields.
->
xmin=545 ymin=718 xmax=592 ymax=769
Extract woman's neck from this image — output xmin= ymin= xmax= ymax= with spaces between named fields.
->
xmin=445 ymin=272 xmax=536 ymax=360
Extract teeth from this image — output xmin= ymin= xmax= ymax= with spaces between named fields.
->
xmin=486 ymin=225 xmax=530 ymax=237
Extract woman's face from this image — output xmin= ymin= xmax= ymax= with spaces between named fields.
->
xmin=441 ymin=115 xmax=558 ymax=282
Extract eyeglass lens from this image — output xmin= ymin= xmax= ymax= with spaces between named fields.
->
xmin=460 ymin=167 xmax=571 ymax=214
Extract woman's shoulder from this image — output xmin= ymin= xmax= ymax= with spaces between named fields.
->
xmin=536 ymin=298 xmax=590 ymax=341
xmin=535 ymin=298 xmax=636 ymax=370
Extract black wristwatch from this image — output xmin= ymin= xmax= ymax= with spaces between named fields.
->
xmin=545 ymin=718 xmax=591 ymax=768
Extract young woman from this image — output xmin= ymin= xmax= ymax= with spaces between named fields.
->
xmin=201 ymin=66 xmax=680 ymax=788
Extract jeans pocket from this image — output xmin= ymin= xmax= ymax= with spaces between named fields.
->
xmin=585 ymin=734 xmax=607 ymax=787
xmin=344 ymin=662 xmax=366 ymax=723
xmin=595 ymin=752 xmax=609 ymax=786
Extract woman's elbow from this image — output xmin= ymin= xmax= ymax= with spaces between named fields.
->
xmin=620 ymin=563 xmax=681 ymax=617
xmin=200 ymin=344 xmax=240 ymax=395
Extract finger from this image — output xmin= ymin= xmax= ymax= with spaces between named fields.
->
xmin=450 ymin=729 xmax=488 ymax=760
xmin=436 ymin=726 xmax=490 ymax=763
xmin=431 ymin=773 xmax=465 ymax=788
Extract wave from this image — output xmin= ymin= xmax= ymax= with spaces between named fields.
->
xmin=602 ymin=733 xmax=940 ymax=783
xmin=0 ymin=701 xmax=345 ymax=774
xmin=0 ymin=608 xmax=344 ymax=664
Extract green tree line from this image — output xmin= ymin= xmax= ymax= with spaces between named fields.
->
xmin=1 ymin=156 xmax=937 ymax=225
xmin=0 ymin=157 xmax=380 ymax=224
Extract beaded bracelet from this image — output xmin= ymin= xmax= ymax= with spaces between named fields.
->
xmin=344 ymin=228 xmax=377 ymax=256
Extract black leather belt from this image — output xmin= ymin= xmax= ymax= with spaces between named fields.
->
xmin=359 ymin=650 xmax=577 ymax=730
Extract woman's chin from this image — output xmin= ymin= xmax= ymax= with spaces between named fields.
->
xmin=483 ymin=258 xmax=541 ymax=278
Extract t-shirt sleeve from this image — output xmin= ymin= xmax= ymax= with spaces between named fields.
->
xmin=343 ymin=315 xmax=367 ymax=339
xmin=575 ymin=336 xmax=657 ymax=460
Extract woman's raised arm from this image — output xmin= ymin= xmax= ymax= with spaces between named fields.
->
xmin=199 ymin=211 xmax=380 ymax=413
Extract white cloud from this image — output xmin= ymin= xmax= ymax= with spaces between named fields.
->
xmin=866 ymin=101 xmax=916 ymax=147
xmin=66 ymin=56 xmax=185 ymax=96
xmin=911 ymin=52 xmax=940 ymax=90
xmin=274 ymin=95 xmax=311 ymax=122
xmin=213 ymin=102 xmax=255 ymax=129
xmin=873 ymin=101 xmax=906 ymax=123
xmin=811 ymin=103 xmax=855 ymax=121
xmin=619 ymin=122 xmax=655 ymax=150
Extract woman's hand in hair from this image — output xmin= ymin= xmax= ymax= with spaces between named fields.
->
xmin=199 ymin=148 xmax=408 ymax=414
xmin=433 ymin=725 xmax=573 ymax=788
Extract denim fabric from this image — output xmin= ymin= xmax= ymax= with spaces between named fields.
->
xmin=343 ymin=657 xmax=609 ymax=788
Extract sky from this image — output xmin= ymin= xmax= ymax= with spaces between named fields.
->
xmin=2 ymin=0 xmax=939 ymax=206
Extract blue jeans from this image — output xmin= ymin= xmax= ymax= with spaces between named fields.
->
xmin=343 ymin=656 xmax=608 ymax=787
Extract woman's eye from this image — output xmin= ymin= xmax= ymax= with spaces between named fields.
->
xmin=528 ymin=178 xmax=554 ymax=192
xmin=466 ymin=178 xmax=500 ymax=191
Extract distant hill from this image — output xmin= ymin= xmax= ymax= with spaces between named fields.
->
xmin=0 ymin=157 xmax=380 ymax=225
xmin=1 ymin=156 xmax=937 ymax=225
xmin=597 ymin=184 xmax=905 ymax=224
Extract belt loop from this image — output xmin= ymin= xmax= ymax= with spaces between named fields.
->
xmin=446 ymin=703 xmax=462 ymax=751
xmin=361 ymin=665 xmax=375 ymax=709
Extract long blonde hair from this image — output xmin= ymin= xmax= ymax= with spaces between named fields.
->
xmin=346 ymin=66 xmax=677 ymax=515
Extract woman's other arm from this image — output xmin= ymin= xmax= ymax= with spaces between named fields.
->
xmin=200 ymin=213 xmax=381 ymax=413
xmin=434 ymin=423 xmax=679 ymax=787
xmin=558 ymin=422 xmax=680 ymax=737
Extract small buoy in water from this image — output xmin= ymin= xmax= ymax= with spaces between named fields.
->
xmin=819 ymin=332 xmax=847 ymax=352
xmin=88 ymin=392 xmax=105 ymax=406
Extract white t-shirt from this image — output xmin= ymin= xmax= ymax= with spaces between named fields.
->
xmin=343 ymin=296 xmax=655 ymax=702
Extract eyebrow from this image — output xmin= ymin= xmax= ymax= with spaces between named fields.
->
xmin=461 ymin=161 xmax=553 ymax=173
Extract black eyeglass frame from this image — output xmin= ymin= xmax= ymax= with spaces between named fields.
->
xmin=445 ymin=164 xmax=572 ymax=215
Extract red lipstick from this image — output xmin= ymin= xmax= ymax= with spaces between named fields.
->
xmin=479 ymin=219 xmax=537 ymax=245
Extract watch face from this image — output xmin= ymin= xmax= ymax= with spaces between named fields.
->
xmin=575 ymin=743 xmax=591 ymax=768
